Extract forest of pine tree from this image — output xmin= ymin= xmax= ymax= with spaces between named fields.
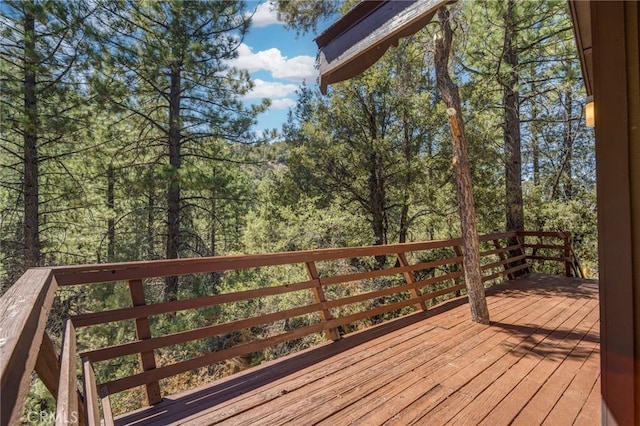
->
xmin=1 ymin=0 xmax=596 ymax=419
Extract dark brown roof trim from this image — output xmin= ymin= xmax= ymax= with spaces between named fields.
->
xmin=315 ymin=0 xmax=448 ymax=94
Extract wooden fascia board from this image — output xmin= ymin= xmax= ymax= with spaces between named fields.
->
xmin=569 ymin=0 xmax=593 ymax=96
xmin=315 ymin=0 xmax=448 ymax=94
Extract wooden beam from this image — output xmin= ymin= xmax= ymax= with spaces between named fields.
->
xmin=82 ymin=357 xmax=101 ymax=426
xmin=492 ymin=239 xmax=513 ymax=280
xmin=80 ymin=302 xmax=325 ymax=362
xmin=591 ymin=1 xmax=639 ymax=423
xmin=453 ymin=245 xmax=464 ymax=297
xmin=305 ymin=262 xmax=340 ymax=341
xmin=71 ymin=256 xmax=464 ymax=329
xmin=0 ymin=269 xmax=57 ymax=426
xmin=568 ymin=1 xmax=593 ymax=96
xmin=35 ymin=332 xmax=61 ymax=400
xmin=100 ymin=385 xmax=114 ymax=426
xmin=128 ymin=280 xmax=162 ymax=405
xmin=316 ymin=0 xmax=447 ymax=93
xmin=56 ymin=319 xmax=79 ymax=426
xmin=563 ymin=233 xmax=573 ymax=277
xmin=396 ymin=252 xmax=427 ymax=311
xmin=72 ymin=279 xmax=319 ymax=328
xmin=52 ymin=238 xmax=467 ymax=286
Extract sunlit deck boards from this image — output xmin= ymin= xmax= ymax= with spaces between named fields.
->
xmin=115 ymin=273 xmax=600 ymax=426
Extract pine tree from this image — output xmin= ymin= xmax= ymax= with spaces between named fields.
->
xmin=92 ymin=0 xmax=267 ymax=300
xmin=0 ymin=0 xmax=91 ymax=275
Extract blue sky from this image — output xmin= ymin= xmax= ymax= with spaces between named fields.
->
xmin=229 ymin=1 xmax=334 ymax=138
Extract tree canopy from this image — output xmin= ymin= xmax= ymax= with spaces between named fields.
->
xmin=0 ymin=0 xmax=595 ymax=417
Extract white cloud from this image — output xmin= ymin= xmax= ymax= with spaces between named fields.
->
xmin=230 ymin=43 xmax=316 ymax=82
xmin=270 ymin=98 xmax=297 ymax=109
xmin=248 ymin=2 xmax=282 ymax=28
xmin=245 ymin=79 xmax=298 ymax=99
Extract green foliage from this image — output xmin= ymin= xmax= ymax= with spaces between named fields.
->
xmin=0 ymin=0 xmax=597 ymax=420
xmin=274 ymin=0 xmax=340 ymax=35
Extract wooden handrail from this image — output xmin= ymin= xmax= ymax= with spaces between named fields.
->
xmin=51 ymin=238 xmax=465 ymax=286
xmin=0 ymin=230 xmax=579 ymax=424
xmin=0 ymin=269 xmax=57 ymax=426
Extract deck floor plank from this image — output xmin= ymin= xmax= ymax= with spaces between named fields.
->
xmin=329 ymin=289 xmax=581 ymax=426
xmin=213 ymin=288 xmax=553 ymax=425
xmin=191 ymin=291 xmax=534 ymax=426
xmin=405 ymin=288 xmax=595 ymax=425
xmin=290 ymin=293 xmax=553 ymax=425
xmin=573 ymin=370 xmax=602 ymax=425
xmin=113 ymin=274 xmax=600 ymax=426
xmin=510 ymin=307 xmax=599 ymax=426
xmin=454 ymin=299 xmax=599 ymax=426
xmin=541 ymin=329 xmax=600 ymax=426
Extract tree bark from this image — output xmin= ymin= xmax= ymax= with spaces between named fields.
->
xmin=210 ymin=193 xmax=220 ymax=293
xmin=503 ymin=0 xmax=524 ymax=234
xmin=107 ymin=163 xmax=115 ymax=262
xmin=369 ymin=152 xmax=387 ymax=267
xmin=532 ymin=127 xmax=540 ymax=186
xmin=435 ymin=8 xmax=490 ymax=324
xmin=563 ymin=89 xmax=573 ymax=199
xmin=165 ymin=64 xmax=181 ymax=301
xmin=399 ymin=109 xmax=413 ymax=245
xmin=529 ymin=74 xmax=540 ymax=187
xmin=23 ymin=7 xmax=40 ymax=269
xmin=399 ymin=202 xmax=409 ymax=244
xmin=146 ymin=178 xmax=155 ymax=260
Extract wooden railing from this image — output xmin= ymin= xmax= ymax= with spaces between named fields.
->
xmin=0 ymin=231 xmax=580 ymax=425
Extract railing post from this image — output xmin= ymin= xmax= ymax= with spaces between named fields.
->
xmin=82 ymin=357 xmax=101 ymax=426
xmin=514 ymin=233 xmax=530 ymax=276
xmin=128 ymin=279 xmax=162 ymax=404
xmin=563 ymin=232 xmax=573 ymax=277
xmin=100 ymin=384 xmax=114 ymax=426
xmin=56 ymin=319 xmax=83 ymax=426
xmin=305 ymin=262 xmax=340 ymax=341
xmin=396 ymin=252 xmax=427 ymax=311
xmin=492 ymin=239 xmax=513 ymax=280
xmin=453 ymin=246 xmax=464 ymax=296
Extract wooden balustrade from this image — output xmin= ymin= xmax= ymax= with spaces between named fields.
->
xmin=0 ymin=231 xmax=580 ymax=425
xmin=518 ymin=231 xmax=583 ymax=278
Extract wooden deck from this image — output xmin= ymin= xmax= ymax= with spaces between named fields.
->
xmin=115 ymin=273 xmax=600 ymax=426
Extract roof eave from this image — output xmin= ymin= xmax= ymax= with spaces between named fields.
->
xmin=315 ymin=0 xmax=448 ymax=94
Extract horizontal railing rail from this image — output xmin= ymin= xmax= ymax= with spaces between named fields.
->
xmin=518 ymin=231 xmax=584 ymax=278
xmin=0 ymin=230 xmax=579 ymax=425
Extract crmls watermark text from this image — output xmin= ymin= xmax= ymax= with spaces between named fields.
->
xmin=24 ymin=410 xmax=79 ymax=424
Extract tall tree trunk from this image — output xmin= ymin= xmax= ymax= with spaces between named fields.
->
xmin=398 ymin=111 xmax=412 ymax=244
xmin=23 ymin=8 xmax=40 ymax=269
xmin=530 ymin=75 xmax=540 ymax=187
xmin=399 ymin=201 xmax=409 ymax=244
xmin=563 ymin=89 xmax=573 ymax=199
xmin=435 ymin=8 xmax=490 ymax=325
xmin=210 ymin=194 xmax=220 ymax=293
xmin=502 ymin=0 xmax=524 ymax=233
xmin=501 ymin=0 xmax=527 ymax=276
xmin=532 ymin=130 xmax=540 ymax=186
xmin=147 ymin=179 xmax=155 ymax=260
xmin=107 ymin=163 xmax=115 ymax=262
xmin=502 ymin=0 xmax=524 ymax=231
xmin=369 ymin=152 xmax=387 ymax=267
xmin=165 ymin=65 xmax=181 ymax=301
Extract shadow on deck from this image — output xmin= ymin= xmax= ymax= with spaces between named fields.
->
xmin=115 ymin=273 xmax=600 ymax=426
